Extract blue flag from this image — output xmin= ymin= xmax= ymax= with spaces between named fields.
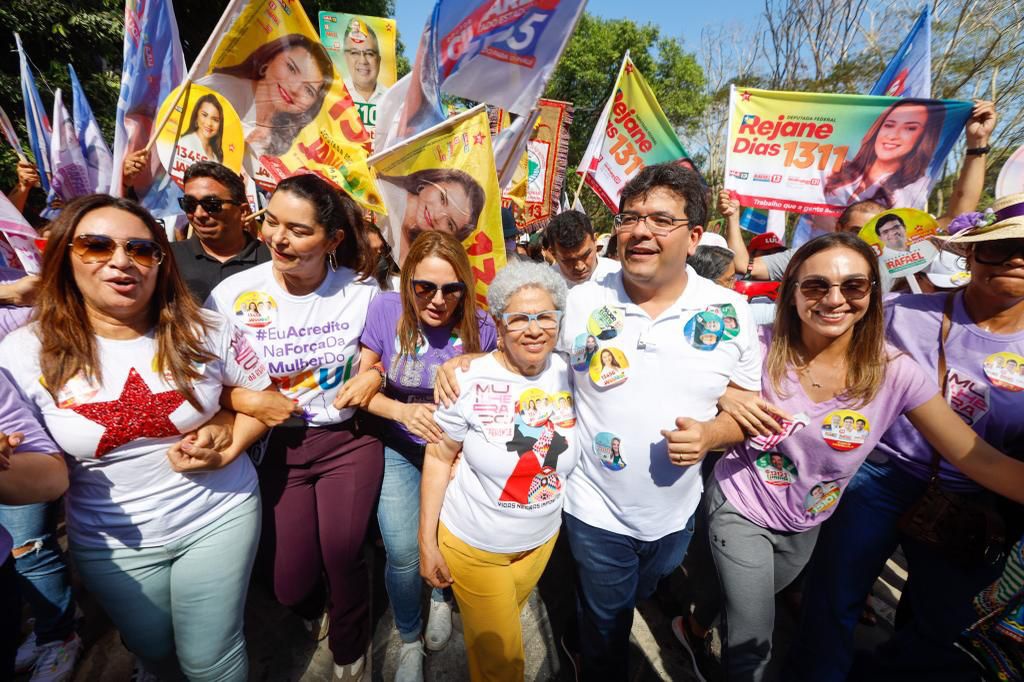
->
xmin=15 ymin=33 xmax=52 ymax=194
xmin=109 ymin=0 xmax=185 ymax=217
xmin=69 ymin=65 xmax=114 ymax=193
xmin=870 ymin=6 xmax=931 ymax=98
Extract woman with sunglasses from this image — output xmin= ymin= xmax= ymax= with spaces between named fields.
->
xmin=0 ymin=194 xmax=272 ymax=681
xmin=419 ymin=261 xmax=577 ymax=681
xmin=207 ymin=174 xmax=383 ymax=681
xmin=672 ymin=232 xmax=1024 ymax=682
xmin=356 ymin=231 xmax=496 ymax=680
xmin=791 ymin=193 xmax=1024 ymax=682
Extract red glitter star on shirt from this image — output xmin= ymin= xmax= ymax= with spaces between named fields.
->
xmin=71 ymin=368 xmax=185 ymax=458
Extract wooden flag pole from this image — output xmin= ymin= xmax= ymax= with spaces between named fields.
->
xmin=144 ymin=80 xmax=192 ymax=153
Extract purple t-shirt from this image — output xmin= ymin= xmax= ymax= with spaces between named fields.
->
xmin=360 ymin=292 xmax=497 ymax=448
xmin=0 ymin=369 xmax=61 ymax=557
xmin=0 ymin=267 xmax=33 ymax=342
xmin=877 ymin=291 xmax=1024 ymax=491
xmin=715 ymin=328 xmax=936 ymax=532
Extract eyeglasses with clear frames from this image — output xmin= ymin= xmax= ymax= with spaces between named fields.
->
xmin=612 ymin=212 xmax=689 ymax=236
xmin=500 ymin=310 xmax=563 ymax=332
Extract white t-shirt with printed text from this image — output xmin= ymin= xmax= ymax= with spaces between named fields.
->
xmin=208 ymin=263 xmax=379 ymax=426
xmin=0 ymin=315 xmax=271 ymax=549
xmin=434 ymin=353 xmax=580 ymax=553
xmin=557 ymin=267 xmax=762 ymax=540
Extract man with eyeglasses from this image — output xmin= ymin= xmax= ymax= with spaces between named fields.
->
xmin=170 ymin=162 xmax=269 ymax=302
xmin=342 ymin=19 xmax=386 ymax=107
xmin=556 ymin=163 xmax=761 ymax=680
xmin=545 ymin=210 xmax=620 ymax=288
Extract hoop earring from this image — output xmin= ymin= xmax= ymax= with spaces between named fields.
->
xmin=327 ymin=252 xmax=338 ymax=272
xmin=258 ymin=64 xmax=268 ymax=78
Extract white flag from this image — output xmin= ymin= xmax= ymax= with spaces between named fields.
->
xmin=50 ymin=89 xmax=92 ymax=203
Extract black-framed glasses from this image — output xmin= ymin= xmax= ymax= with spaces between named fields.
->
xmin=797 ymin=276 xmax=874 ymax=302
xmin=178 ymin=196 xmax=241 ymax=214
xmin=412 ymin=280 xmax=467 ymax=302
xmin=69 ymin=234 xmax=165 ymax=268
xmin=501 ymin=310 xmax=563 ymax=332
xmin=612 ymin=212 xmax=689 ymax=236
xmin=972 ymin=239 xmax=1024 ymax=266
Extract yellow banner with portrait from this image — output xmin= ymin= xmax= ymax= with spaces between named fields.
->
xmin=368 ymin=106 xmax=506 ymax=307
xmin=190 ymin=0 xmax=383 ymax=212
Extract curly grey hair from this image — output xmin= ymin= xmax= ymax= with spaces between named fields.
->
xmin=487 ymin=260 xmax=568 ymax=316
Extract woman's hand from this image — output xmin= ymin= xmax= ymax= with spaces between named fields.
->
xmin=15 ymin=162 xmax=40 ymax=192
xmin=122 ymin=149 xmax=150 ymax=183
xmin=333 ymin=371 xmax=381 ymax=410
xmin=419 ymin=539 xmax=453 ymax=589
xmin=718 ymin=387 xmax=792 ymax=437
xmin=398 ymin=403 xmax=443 ymax=443
xmin=718 ymin=189 xmax=740 ymax=218
xmin=433 ymin=353 xmax=484 ymax=407
xmin=168 ymin=430 xmax=227 ymax=472
xmin=966 ymin=100 xmax=996 ymax=148
xmin=247 ymin=391 xmax=301 ymax=427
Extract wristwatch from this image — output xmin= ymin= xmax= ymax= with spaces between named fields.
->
xmin=966 ymin=146 xmax=990 ymax=156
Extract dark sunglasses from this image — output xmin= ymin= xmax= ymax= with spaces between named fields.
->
xmin=412 ymin=280 xmax=467 ymax=302
xmin=798 ymin=276 xmax=874 ymax=302
xmin=972 ymin=240 xmax=1024 ymax=266
xmin=178 ymin=196 xmax=241 ymax=214
xmin=69 ymin=234 xmax=165 ymax=268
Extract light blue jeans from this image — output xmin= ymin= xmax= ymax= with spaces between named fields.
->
xmin=376 ymin=446 xmax=446 ymax=642
xmin=0 ymin=502 xmax=75 ymax=644
xmin=70 ymin=495 xmax=260 ymax=682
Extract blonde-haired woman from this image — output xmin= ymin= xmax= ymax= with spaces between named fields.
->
xmin=357 ymin=231 xmax=496 ymax=680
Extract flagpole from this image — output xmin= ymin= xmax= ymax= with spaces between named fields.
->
xmin=144 ymin=80 xmax=192 ymax=153
xmin=571 ymin=171 xmax=586 ymax=207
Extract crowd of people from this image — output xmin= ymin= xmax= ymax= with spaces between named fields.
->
xmin=0 ymin=94 xmax=1022 ymax=682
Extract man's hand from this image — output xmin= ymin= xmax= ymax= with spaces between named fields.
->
xmin=966 ymin=100 xmax=995 ymax=148
xmin=718 ymin=189 xmax=740 ymax=218
xmin=15 ymin=162 xmax=40 ymax=192
xmin=662 ymin=417 xmax=713 ymax=467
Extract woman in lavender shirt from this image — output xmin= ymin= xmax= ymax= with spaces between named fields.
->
xmin=357 ymin=231 xmax=496 ymax=681
xmin=792 ymin=194 xmax=1024 ymax=681
xmin=674 ymin=232 xmax=1024 ymax=682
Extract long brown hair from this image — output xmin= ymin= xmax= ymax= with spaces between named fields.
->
xmin=396 ymin=231 xmax=481 ymax=356
xmin=765 ymin=232 xmax=888 ymax=406
xmin=824 ymin=99 xmax=944 ymax=206
xmin=35 ymin=194 xmax=215 ymax=409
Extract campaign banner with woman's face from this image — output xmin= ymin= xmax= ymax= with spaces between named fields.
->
xmin=190 ymin=0 xmax=383 ymax=212
xmin=858 ymin=208 xmax=938 ymax=277
xmin=368 ymin=107 xmax=506 ymax=307
xmin=155 ymin=84 xmax=245 ymax=188
xmin=723 ymin=87 xmax=972 ymax=217
xmin=318 ymin=13 xmax=397 ymax=132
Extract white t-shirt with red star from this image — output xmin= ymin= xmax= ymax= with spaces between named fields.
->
xmin=0 ymin=314 xmax=271 ymax=549
xmin=433 ymin=353 xmax=580 ymax=553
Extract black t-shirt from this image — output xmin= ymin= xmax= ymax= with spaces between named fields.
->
xmin=169 ymin=235 xmax=271 ymax=303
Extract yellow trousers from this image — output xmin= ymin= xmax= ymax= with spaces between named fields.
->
xmin=438 ymin=523 xmax=558 ymax=682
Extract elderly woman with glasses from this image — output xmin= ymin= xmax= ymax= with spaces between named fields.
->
xmin=673 ymin=231 xmax=1024 ymax=682
xmin=418 ymin=260 xmax=578 ymax=681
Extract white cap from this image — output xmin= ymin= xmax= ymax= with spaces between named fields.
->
xmin=698 ymin=232 xmax=731 ymax=252
xmin=925 ymin=249 xmax=971 ymax=289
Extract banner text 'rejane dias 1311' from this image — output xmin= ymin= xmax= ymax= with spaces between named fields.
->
xmin=369 ymin=107 xmax=506 ymax=307
xmin=723 ymin=87 xmax=971 ymax=217
xmin=190 ymin=0 xmax=384 ymax=213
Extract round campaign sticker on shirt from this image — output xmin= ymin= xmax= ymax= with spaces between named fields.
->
xmin=708 ymin=303 xmax=740 ymax=340
xmin=684 ymin=310 xmax=724 ymax=351
xmin=589 ymin=347 xmax=629 ymax=388
xmin=983 ymin=352 xmax=1024 ymax=392
xmin=516 ymin=388 xmax=552 ymax=427
xmin=594 ymin=432 xmax=626 ymax=471
xmin=232 ymin=291 xmax=277 ymax=328
xmin=550 ymin=391 xmax=576 ymax=428
xmin=587 ymin=305 xmax=625 ymax=340
xmin=804 ymin=481 xmax=842 ymax=517
xmin=755 ymin=453 xmax=798 ymax=487
xmin=50 ymin=372 xmax=100 ymax=409
xmin=570 ymin=333 xmax=600 ymax=372
xmin=820 ymin=410 xmax=870 ymax=451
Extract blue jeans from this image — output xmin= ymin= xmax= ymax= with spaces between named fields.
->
xmin=788 ymin=457 xmax=1003 ymax=682
xmin=376 ymin=446 xmax=445 ymax=642
xmin=0 ymin=502 xmax=75 ymax=644
xmin=71 ymin=495 xmax=260 ymax=682
xmin=565 ymin=512 xmax=695 ymax=681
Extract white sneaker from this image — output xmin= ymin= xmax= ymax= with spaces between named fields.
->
xmin=333 ymin=654 xmax=369 ymax=681
xmin=424 ymin=599 xmax=452 ymax=651
xmin=15 ymin=625 xmax=38 ymax=672
xmin=394 ymin=640 xmax=425 ymax=682
xmin=28 ymin=633 xmax=82 ymax=682
xmin=130 ymin=655 xmax=159 ymax=682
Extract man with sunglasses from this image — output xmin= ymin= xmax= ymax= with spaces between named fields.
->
xmin=170 ymin=162 xmax=269 ymax=302
xmin=555 ymin=163 xmax=761 ymax=680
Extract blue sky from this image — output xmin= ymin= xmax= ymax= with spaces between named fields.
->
xmin=392 ymin=0 xmax=764 ymax=61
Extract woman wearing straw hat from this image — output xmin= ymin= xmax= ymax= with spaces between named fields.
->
xmin=790 ymin=192 xmax=1024 ymax=682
